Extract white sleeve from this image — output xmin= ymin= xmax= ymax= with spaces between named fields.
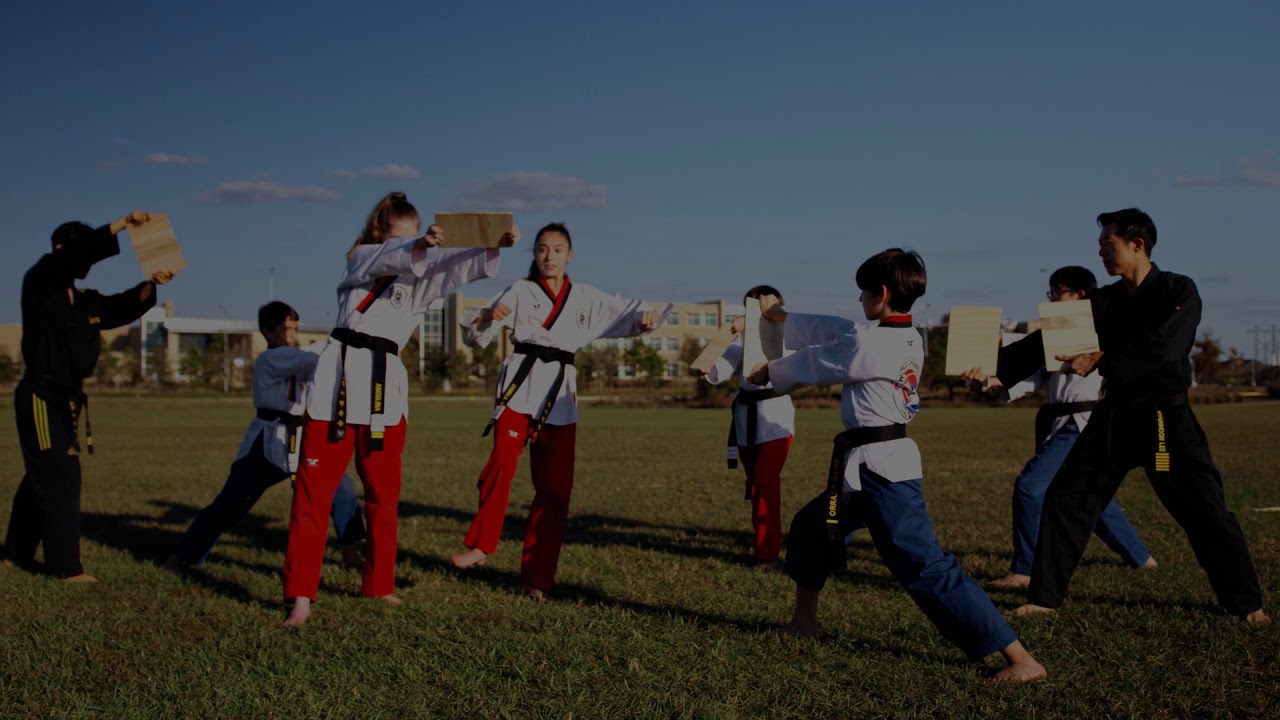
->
xmin=256 ymin=346 xmax=322 ymax=381
xmin=704 ymin=337 xmax=744 ymax=386
xmin=339 ymin=236 xmax=429 ymax=288
xmin=462 ymin=285 xmax=517 ymax=348
xmin=783 ymin=312 xmax=859 ymax=349
xmin=768 ymin=331 xmax=873 ymax=394
xmin=1001 ymin=369 xmax=1043 ymax=403
xmin=412 ymin=247 xmax=500 ymax=309
xmin=591 ymin=288 xmax=665 ymax=339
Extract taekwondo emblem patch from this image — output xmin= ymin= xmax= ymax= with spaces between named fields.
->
xmin=896 ymin=362 xmax=921 ymax=421
xmin=576 ymin=309 xmax=588 ymax=328
xmin=389 ymin=285 xmax=408 ymax=309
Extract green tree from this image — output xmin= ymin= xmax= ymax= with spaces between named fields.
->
xmin=625 ymin=339 xmax=666 ymax=388
xmin=1193 ymin=332 xmax=1223 ymax=385
xmin=576 ymin=345 xmax=620 ymax=392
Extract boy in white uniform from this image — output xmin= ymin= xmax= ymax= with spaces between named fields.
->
xmin=162 ymin=302 xmax=364 ymax=572
xmin=749 ymin=249 xmax=1045 ymax=682
xmin=961 ymin=266 xmax=1155 ymax=589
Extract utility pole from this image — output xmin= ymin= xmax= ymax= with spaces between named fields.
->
xmin=1247 ymin=324 xmax=1262 ymax=386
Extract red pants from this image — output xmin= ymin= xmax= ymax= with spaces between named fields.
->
xmin=283 ymin=417 xmax=406 ymax=601
xmin=744 ymin=436 xmax=792 ymax=562
xmin=463 ymin=409 xmax=576 ymax=592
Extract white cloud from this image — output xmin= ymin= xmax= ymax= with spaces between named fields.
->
xmin=144 ymin=152 xmax=207 ymax=166
xmin=363 ymin=163 xmax=421 ymax=179
xmin=198 ymin=179 xmax=339 ymax=204
xmin=1167 ymin=151 xmax=1280 ymax=189
xmin=448 ymin=172 xmax=608 ymax=212
xmin=330 ymin=168 xmax=358 ymax=179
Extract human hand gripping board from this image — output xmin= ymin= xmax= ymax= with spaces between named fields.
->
xmin=434 ymin=212 xmax=514 ymax=248
xmin=1037 ymin=299 xmax=1099 ymax=369
xmin=741 ymin=301 xmax=790 ymax=374
xmin=125 ymin=212 xmax=187 ymax=277
xmin=944 ymin=306 xmax=1002 ymax=376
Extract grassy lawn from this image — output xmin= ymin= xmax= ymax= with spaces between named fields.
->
xmin=2 ymin=397 xmax=1277 ymax=718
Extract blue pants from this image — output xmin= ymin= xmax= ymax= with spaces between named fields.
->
xmin=172 ymin=435 xmax=365 ymax=565
xmin=1011 ymin=420 xmax=1150 ymax=575
xmin=786 ymin=466 xmax=1018 ymax=661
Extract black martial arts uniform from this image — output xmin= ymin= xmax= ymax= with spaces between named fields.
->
xmin=997 ymin=265 xmax=1263 ymax=616
xmin=4 ymin=223 xmax=156 ymax=577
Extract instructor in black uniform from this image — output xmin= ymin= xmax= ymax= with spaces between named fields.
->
xmin=3 ymin=210 xmax=175 ymax=582
xmin=1008 ymin=208 xmax=1268 ymax=624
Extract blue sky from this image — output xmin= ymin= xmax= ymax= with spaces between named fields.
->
xmin=3 ymin=1 xmax=1278 ymax=356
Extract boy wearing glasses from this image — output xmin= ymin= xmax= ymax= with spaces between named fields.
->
xmin=962 ymin=267 xmax=1155 ymax=589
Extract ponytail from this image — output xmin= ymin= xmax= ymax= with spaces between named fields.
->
xmin=349 ymin=191 xmax=419 ymax=257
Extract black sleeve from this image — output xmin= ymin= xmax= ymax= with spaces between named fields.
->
xmin=1096 ymin=277 xmax=1201 ymax=387
xmin=54 ymin=224 xmax=121 ymax=269
xmin=97 ymin=281 xmax=158 ymax=330
xmin=994 ymin=330 xmax=1046 ymax=387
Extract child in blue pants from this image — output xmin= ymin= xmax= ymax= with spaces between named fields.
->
xmin=749 ymin=249 xmax=1045 ymax=682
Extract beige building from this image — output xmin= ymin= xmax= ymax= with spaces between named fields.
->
xmin=0 ymin=293 xmax=743 ymax=387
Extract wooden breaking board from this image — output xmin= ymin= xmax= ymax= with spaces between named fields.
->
xmin=944 ymin=306 xmax=1002 ymax=376
xmin=1038 ymin=300 xmax=1099 ymax=368
xmin=742 ymin=302 xmax=790 ymax=375
xmin=690 ymin=323 xmax=736 ymax=375
xmin=434 ymin=212 xmax=514 ymax=248
xmin=126 ymin=212 xmax=186 ymax=277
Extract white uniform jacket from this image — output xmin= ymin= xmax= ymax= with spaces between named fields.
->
xmin=235 ymin=344 xmax=323 ymax=474
xmin=768 ymin=312 xmax=923 ymax=492
xmin=999 ymin=331 xmax=1101 ymax=442
xmin=307 ymin=237 xmax=499 ymax=428
xmin=704 ymin=336 xmax=795 ymax=445
xmin=464 ymin=277 xmax=666 ymax=426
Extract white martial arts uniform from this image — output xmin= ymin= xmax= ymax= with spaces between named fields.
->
xmin=704 ymin=336 xmax=795 ymax=445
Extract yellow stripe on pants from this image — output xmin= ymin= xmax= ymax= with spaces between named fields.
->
xmin=33 ymin=396 xmax=51 ymax=451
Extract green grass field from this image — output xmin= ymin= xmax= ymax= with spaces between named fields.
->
xmin=1 ymin=398 xmax=1277 ymax=719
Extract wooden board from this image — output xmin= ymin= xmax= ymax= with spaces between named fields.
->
xmin=434 ymin=212 xmax=514 ymax=248
xmin=944 ymin=306 xmax=1002 ymax=376
xmin=1038 ymin=299 xmax=1099 ymax=368
xmin=742 ymin=303 xmax=789 ymax=374
xmin=690 ymin=323 xmax=736 ymax=375
xmin=126 ymin=212 xmax=187 ymax=277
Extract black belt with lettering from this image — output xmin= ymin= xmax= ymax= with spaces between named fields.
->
xmin=1034 ymin=400 xmax=1096 ymax=450
xmin=727 ymin=387 xmax=780 ymax=500
xmin=824 ymin=424 xmax=908 ymax=568
xmin=329 ymin=328 xmax=399 ymax=450
xmin=483 ymin=341 xmax=576 ymax=444
xmin=257 ymin=408 xmax=304 ymax=468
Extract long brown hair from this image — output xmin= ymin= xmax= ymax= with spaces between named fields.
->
xmin=348 ymin=192 xmax=420 ymax=257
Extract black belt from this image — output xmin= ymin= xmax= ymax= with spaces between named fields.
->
xmin=257 ymin=408 xmax=303 ymax=474
xmin=1034 ymin=400 xmax=1096 ymax=449
xmin=824 ymin=424 xmax=908 ymax=568
xmin=24 ymin=378 xmax=93 ymax=455
xmin=727 ymin=387 xmax=780 ymax=500
xmin=329 ymin=328 xmax=399 ymax=451
xmin=483 ymin=342 xmax=576 ymax=444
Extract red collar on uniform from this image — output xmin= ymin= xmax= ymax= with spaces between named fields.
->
xmin=537 ymin=276 xmax=573 ymax=330
xmin=879 ymin=314 xmax=912 ymax=327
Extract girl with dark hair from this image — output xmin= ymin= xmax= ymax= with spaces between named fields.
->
xmin=698 ymin=285 xmax=795 ymax=568
xmin=282 ymin=192 xmax=517 ymax=627
xmin=449 ymin=223 xmax=667 ymax=601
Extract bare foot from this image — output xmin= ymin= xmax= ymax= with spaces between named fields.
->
xmin=283 ymin=597 xmax=311 ymax=628
xmin=992 ymin=641 xmax=1046 ymax=683
xmin=159 ymin=555 xmax=183 ymax=574
xmin=1245 ymin=609 xmax=1270 ymax=625
xmin=62 ymin=573 xmax=98 ymax=584
xmin=340 ymin=543 xmax=364 ymax=570
xmin=524 ymin=587 xmax=549 ymax=603
xmin=449 ymin=548 xmax=488 ymax=569
xmin=1012 ymin=603 xmax=1056 ymax=618
xmin=1140 ymin=556 xmax=1158 ymax=570
xmin=377 ymin=594 xmax=402 ymax=606
xmin=990 ymin=573 xmax=1031 ymax=589
xmin=775 ymin=619 xmax=819 ymax=640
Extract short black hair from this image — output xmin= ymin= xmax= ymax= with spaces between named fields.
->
xmin=51 ymin=221 xmax=94 ymax=250
xmin=1097 ymin=208 xmax=1157 ymax=256
xmin=856 ymin=248 xmax=926 ymax=313
xmin=258 ymin=301 xmax=299 ymax=333
xmin=1048 ymin=266 xmax=1097 ymax=294
xmin=743 ymin=284 xmax=784 ymax=305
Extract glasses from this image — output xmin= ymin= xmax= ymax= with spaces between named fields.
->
xmin=1046 ymin=286 xmax=1072 ymax=300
